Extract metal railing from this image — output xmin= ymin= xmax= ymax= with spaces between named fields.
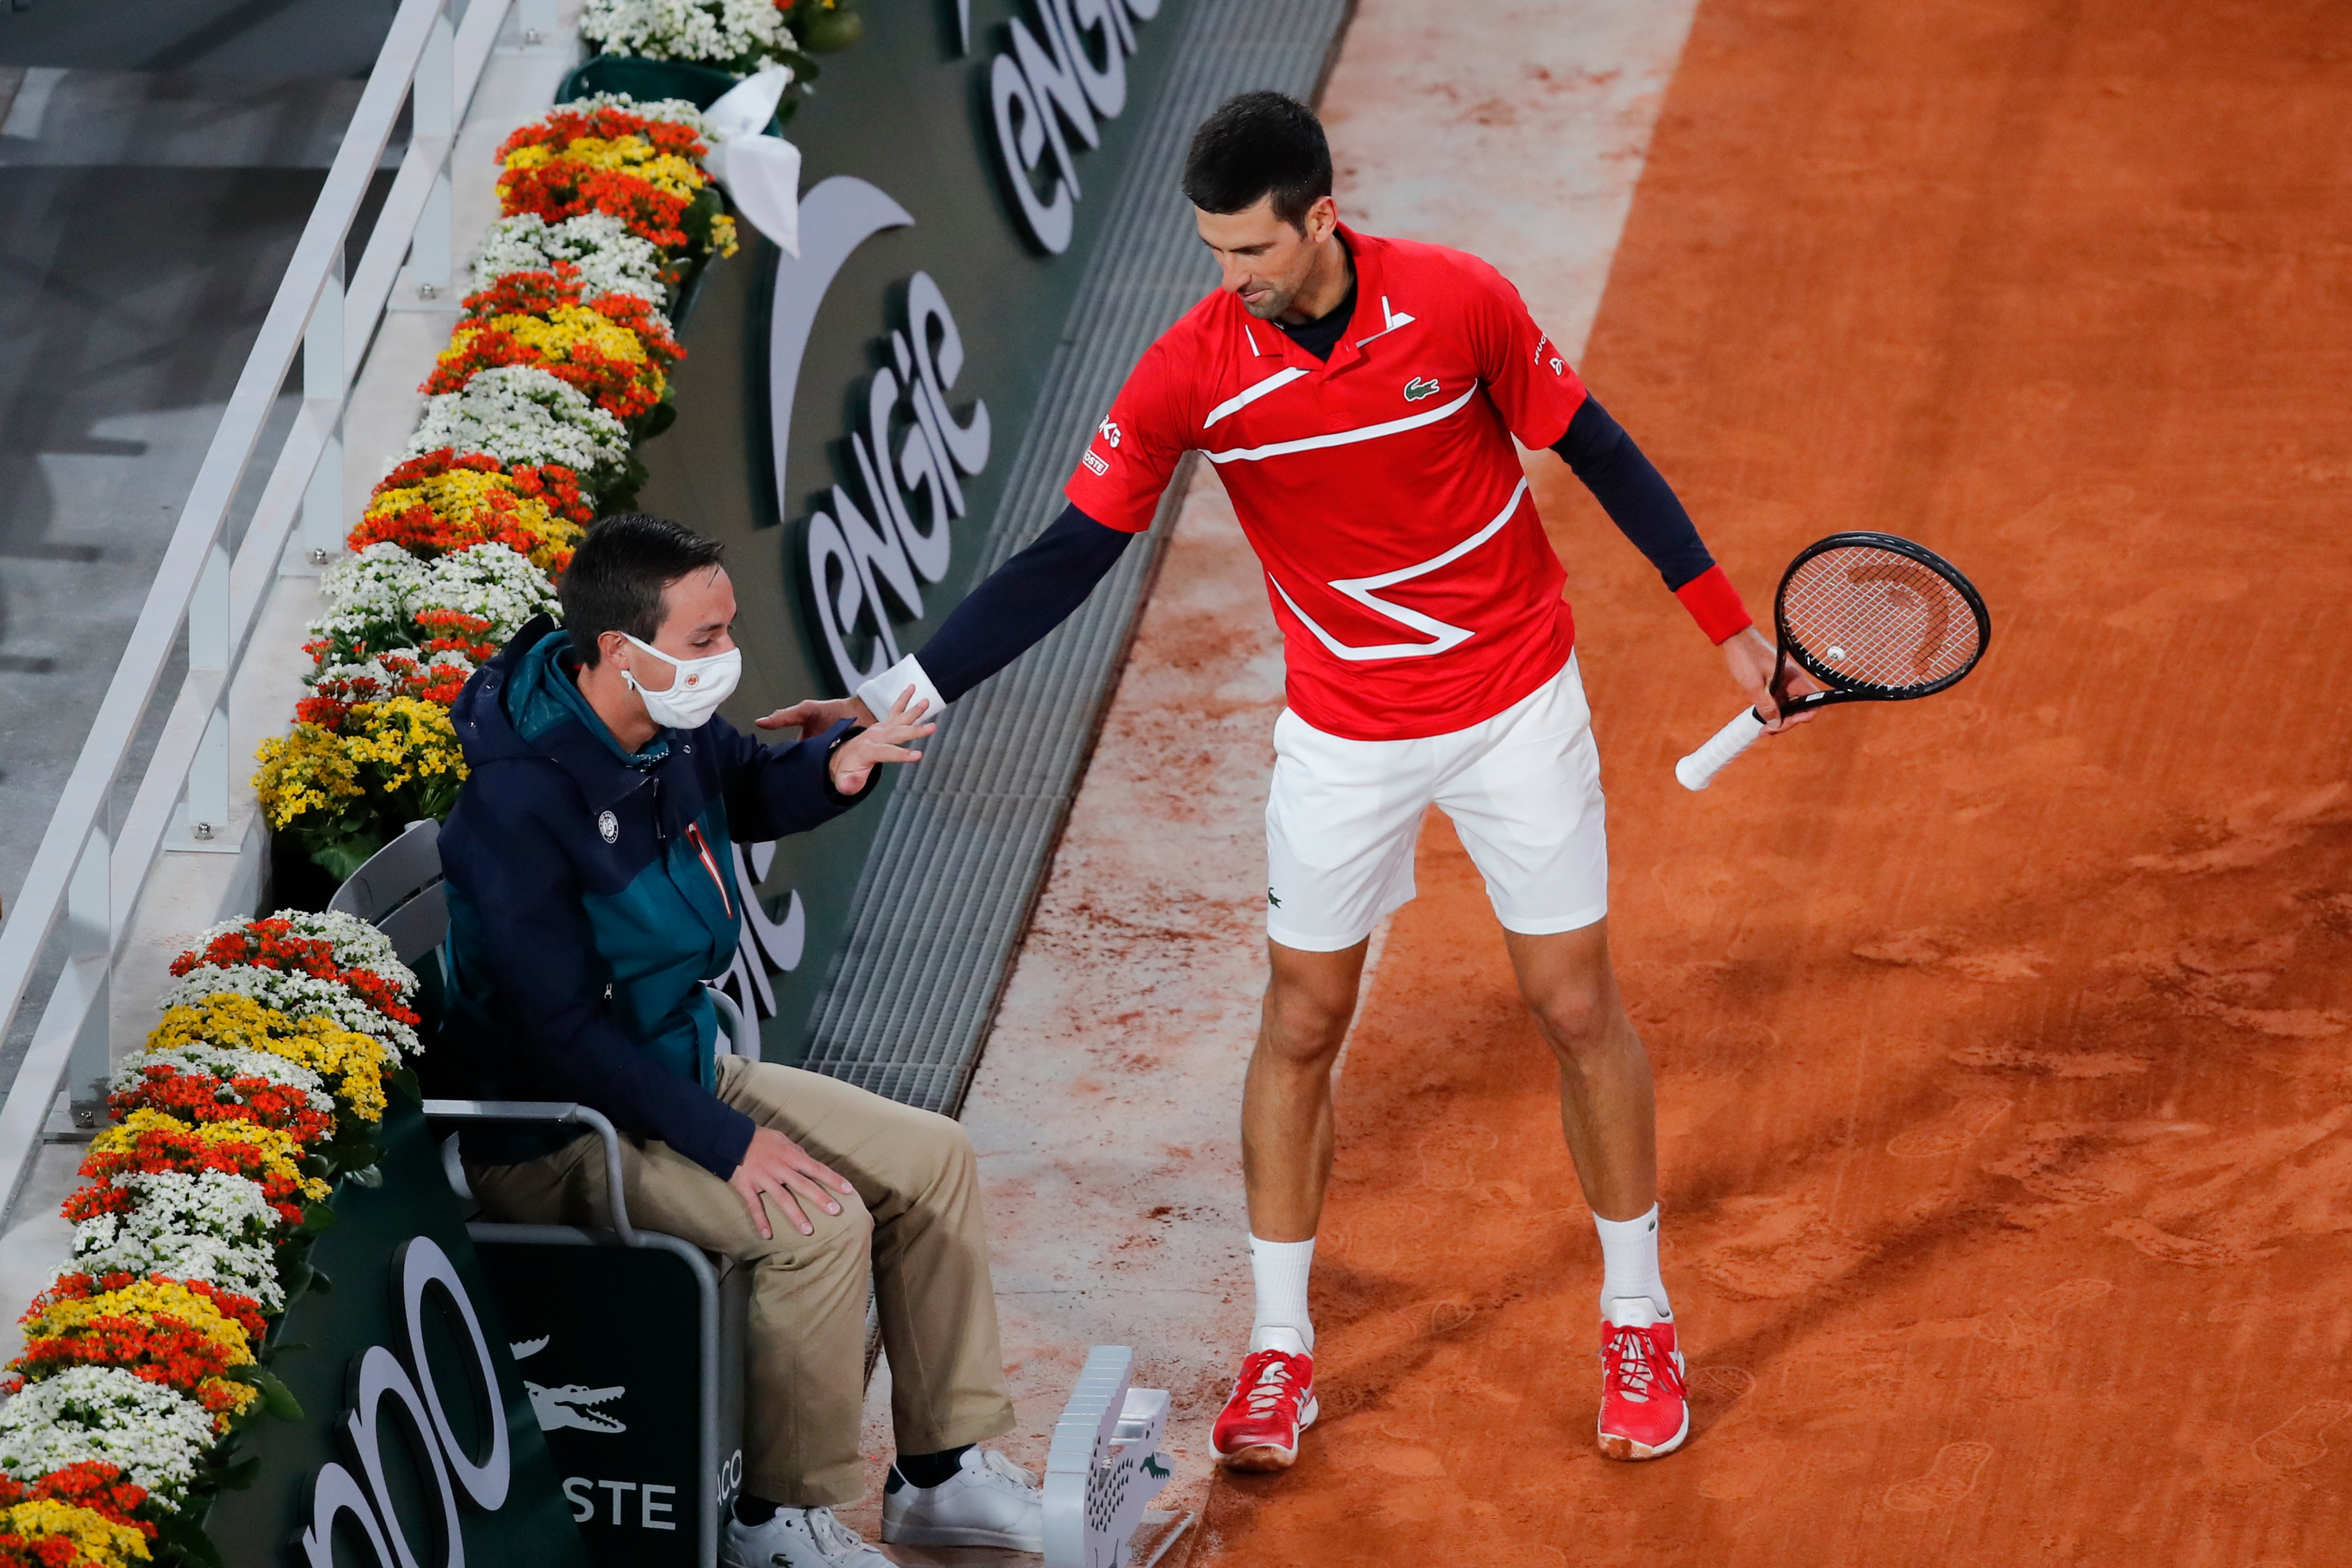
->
xmin=0 ymin=0 xmax=559 ymax=1221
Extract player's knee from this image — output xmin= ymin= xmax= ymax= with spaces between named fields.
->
xmin=1530 ymin=983 xmax=1612 ymax=1058
xmin=1259 ymin=987 xmax=1352 ymax=1068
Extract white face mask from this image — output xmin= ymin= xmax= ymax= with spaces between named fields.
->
xmin=619 ymin=634 xmax=741 ymax=731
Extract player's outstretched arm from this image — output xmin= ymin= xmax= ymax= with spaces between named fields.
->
xmin=1550 ymin=395 xmax=1820 ymax=729
xmin=756 ymin=502 xmax=1134 ymax=735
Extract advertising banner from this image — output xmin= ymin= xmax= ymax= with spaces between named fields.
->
xmin=634 ymin=0 xmax=1195 ymax=1057
xmin=201 ymin=1104 xmax=588 ymax=1566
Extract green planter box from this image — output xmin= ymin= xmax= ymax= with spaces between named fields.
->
xmin=555 ymin=55 xmax=790 ymax=132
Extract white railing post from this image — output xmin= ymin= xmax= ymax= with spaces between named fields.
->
xmin=410 ymin=0 xmax=456 ymax=304
xmin=300 ymin=251 xmax=347 ymax=569
xmin=63 ymin=824 xmax=112 ymax=1130
xmin=180 ymin=542 xmax=233 ymax=850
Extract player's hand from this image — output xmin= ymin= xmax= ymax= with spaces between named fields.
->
xmin=726 ymin=1125 xmax=855 ymax=1239
xmin=827 ymin=688 xmax=934 ymax=795
xmin=1723 ymin=626 xmax=1824 ymax=733
xmin=756 ymin=695 xmax=877 ymax=737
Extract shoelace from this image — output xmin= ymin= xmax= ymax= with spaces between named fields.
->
xmin=1236 ymin=1353 xmax=1304 ymax=1421
xmin=978 ymin=1449 xmax=1041 ymax=1494
xmin=804 ymin=1507 xmax=872 ymax=1562
xmin=1602 ymin=1324 xmax=1685 ymax=1406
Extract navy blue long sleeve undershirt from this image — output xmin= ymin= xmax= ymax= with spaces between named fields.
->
xmin=910 ymin=393 xmax=1714 ymax=703
xmin=1552 ymin=394 xmax=1715 ymax=592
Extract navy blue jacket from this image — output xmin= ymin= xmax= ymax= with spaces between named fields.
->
xmin=438 ymin=616 xmax=867 ymax=1176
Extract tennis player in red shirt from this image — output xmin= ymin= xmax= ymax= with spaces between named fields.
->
xmin=829 ymin=92 xmax=1815 ymax=1471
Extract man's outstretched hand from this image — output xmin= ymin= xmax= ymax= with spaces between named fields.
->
xmin=826 ymin=688 xmax=934 ymax=795
xmin=728 ymin=1125 xmax=856 ymax=1239
xmin=756 ymin=695 xmax=877 ymax=737
xmin=1722 ymin=625 xmax=1825 ymax=733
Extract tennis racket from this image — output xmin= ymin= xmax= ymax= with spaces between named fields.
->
xmin=1675 ymin=531 xmax=1991 ymax=790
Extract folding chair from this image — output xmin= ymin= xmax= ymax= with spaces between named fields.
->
xmin=331 ymin=820 xmax=750 ymax=1568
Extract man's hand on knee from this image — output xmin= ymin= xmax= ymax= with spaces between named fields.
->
xmin=729 ymin=1127 xmax=857 ymax=1239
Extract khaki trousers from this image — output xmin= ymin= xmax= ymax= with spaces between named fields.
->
xmin=468 ymin=1057 xmax=1016 ymax=1506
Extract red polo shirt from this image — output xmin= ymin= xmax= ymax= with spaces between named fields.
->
xmin=1066 ymin=226 xmax=1714 ymax=741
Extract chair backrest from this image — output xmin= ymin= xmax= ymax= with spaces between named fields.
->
xmin=328 ymin=819 xmax=448 ymax=965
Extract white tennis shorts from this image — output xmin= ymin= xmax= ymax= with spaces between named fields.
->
xmin=1264 ymin=655 xmax=1609 ymax=952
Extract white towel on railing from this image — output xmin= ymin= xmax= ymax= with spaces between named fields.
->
xmin=701 ymin=64 xmax=803 ymax=258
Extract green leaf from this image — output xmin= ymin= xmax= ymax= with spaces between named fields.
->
xmin=232 ymin=1364 xmax=306 ymax=1422
xmin=348 ymin=1163 xmax=383 ymax=1190
xmin=211 ymin=1455 xmax=261 ymax=1491
xmin=153 ymin=1508 xmax=228 ymax=1568
xmin=295 ymin=1202 xmax=338 ymax=1235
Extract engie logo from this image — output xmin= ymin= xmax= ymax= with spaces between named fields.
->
xmin=770 ymin=179 xmax=993 ymax=695
xmin=976 ymin=0 xmax=1163 ymax=254
xmin=299 ymin=1238 xmax=511 ymax=1568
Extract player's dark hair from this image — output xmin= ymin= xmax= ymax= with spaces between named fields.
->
xmin=560 ymin=512 xmax=726 ymax=667
xmin=1182 ymin=90 xmax=1332 ymax=232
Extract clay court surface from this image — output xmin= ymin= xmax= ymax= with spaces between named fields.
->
xmin=857 ymin=2 xmax=2352 ymax=1563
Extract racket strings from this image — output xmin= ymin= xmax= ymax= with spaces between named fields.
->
xmin=1781 ymin=547 xmax=1981 ymax=693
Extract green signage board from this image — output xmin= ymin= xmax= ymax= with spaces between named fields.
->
xmin=201 ymin=1103 xmax=589 ymax=1567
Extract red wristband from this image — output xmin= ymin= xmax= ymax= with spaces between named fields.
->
xmin=1673 ymin=564 xmax=1754 ymax=645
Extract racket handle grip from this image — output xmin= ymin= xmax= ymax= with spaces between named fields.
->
xmin=1676 ymin=708 xmax=1767 ymax=791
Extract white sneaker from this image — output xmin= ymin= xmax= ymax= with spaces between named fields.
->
xmin=722 ymin=1505 xmax=890 ymax=1568
xmin=881 ymin=1447 xmax=1044 ymax=1551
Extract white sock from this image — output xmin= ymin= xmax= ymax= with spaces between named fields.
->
xmin=1594 ymin=1205 xmax=1671 ymax=1323
xmin=1248 ymin=1235 xmax=1315 ymax=1355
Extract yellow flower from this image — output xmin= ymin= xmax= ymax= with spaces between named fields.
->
xmin=252 ymin=724 xmax=363 ymax=830
xmin=483 ymin=303 xmax=654 ymax=374
xmin=24 ymin=1275 xmax=256 ymax=1364
xmin=89 ymin=1106 xmax=333 ymax=1200
xmin=502 ymin=134 xmax=705 ymax=201
xmin=363 ymin=462 xmax=561 ymax=561
xmin=709 ymin=211 xmax=740 ymax=259
xmin=344 ymin=697 xmax=469 ymax=796
xmin=146 ymin=995 xmax=389 ymax=1125
xmin=0 ymin=1499 xmax=153 ymax=1565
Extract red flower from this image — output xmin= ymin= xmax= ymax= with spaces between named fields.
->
xmin=0 ymin=1462 xmax=157 ymax=1541
xmin=106 ymin=1063 xmax=333 ymax=1146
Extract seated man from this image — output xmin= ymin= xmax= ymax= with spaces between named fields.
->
xmin=438 ymin=514 xmax=1041 ymax=1568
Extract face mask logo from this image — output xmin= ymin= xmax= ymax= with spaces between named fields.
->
xmin=620 ymin=634 xmax=743 ymax=731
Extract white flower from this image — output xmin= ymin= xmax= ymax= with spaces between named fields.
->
xmin=570 ymin=90 xmax=723 ymax=137
xmin=186 ymin=907 xmax=426 ymax=992
xmin=0 ymin=1366 xmax=219 ymax=1502
xmin=267 ymin=909 xmax=418 ymax=989
xmin=578 ymin=0 xmax=802 ymax=71
xmin=312 ymin=542 xmax=426 ymax=649
xmin=68 ymin=1173 xmax=285 ymax=1309
xmin=405 ymin=366 xmax=633 ymax=487
xmin=472 ymin=212 xmax=668 ymax=302
xmin=165 ymin=968 xmax=416 ymax=1064
xmin=407 ymin=544 xmax=562 ymax=643
xmin=313 ymin=541 xmax=557 ymax=658
xmin=114 ymin=1043 xmax=335 ymax=1113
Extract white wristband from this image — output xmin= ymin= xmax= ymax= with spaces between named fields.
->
xmin=855 ymin=654 xmax=947 ymax=724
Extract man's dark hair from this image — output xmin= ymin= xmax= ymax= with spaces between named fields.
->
xmin=1182 ymin=90 xmax=1332 ymax=231
xmin=559 ymin=512 xmax=726 ymax=666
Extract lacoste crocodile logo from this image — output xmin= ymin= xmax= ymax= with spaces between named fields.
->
xmin=513 ymin=1335 xmax=626 ymax=1434
xmin=1403 ymin=376 xmax=1441 ymax=402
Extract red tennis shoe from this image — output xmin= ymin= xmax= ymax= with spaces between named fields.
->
xmin=1213 ymin=1349 xmax=1318 ymax=1472
xmin=1596 ymin=1310 xmax=1689 ymax=1461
